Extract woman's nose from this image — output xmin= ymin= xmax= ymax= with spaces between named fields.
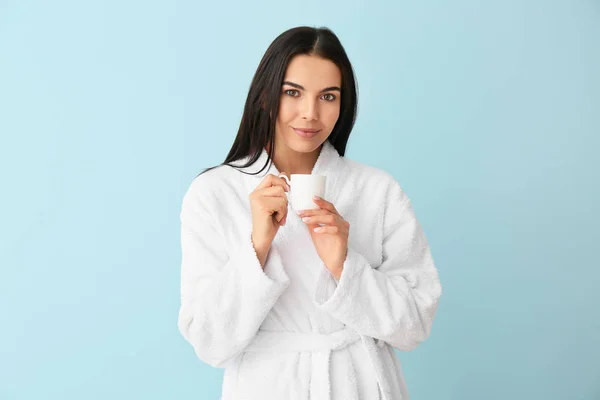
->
xmin=300 ymin=98 xmax=319 ymax=121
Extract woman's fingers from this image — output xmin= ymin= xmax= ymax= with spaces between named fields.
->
xmin=313 ymin=225 xmax=340 ymax=234
xmin=301 ymin=213 xmax=338 ymax=226
xmin=301 ymin=212 xmax=349 ymax=232
xmin=296 ymin=209 xmax=329 ymax=217
xmin=312 ymin=196 xmax=339 ymax=214
xmin=258 ymin=184 xmax=287 ymax=198
xmin=256 ymin=173 xmax=290 ymax=192
xmin=264 ymin=196 xmax=288 ymax=224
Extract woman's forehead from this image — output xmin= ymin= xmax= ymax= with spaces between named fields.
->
xmin=283 ymin=55 xmax=342 ymax=89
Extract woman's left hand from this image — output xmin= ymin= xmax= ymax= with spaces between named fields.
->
xmin=298 ymin=196 xmax=349 ymax=280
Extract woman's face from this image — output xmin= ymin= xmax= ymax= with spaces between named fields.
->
xmin=275 ymin=54 xmax=342 ymax=154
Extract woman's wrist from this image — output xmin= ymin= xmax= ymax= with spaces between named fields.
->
xmin=251 ymin=234 xmax=271 ymax=268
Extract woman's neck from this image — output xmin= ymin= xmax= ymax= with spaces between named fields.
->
xmin=269 ymin=144 xmax=322 ymax=176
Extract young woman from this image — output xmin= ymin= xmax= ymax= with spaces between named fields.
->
xmin=178 ymin=26 xmax=442 ymax=400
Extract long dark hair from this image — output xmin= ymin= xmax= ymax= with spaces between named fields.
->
xmin=198 ymin=26 xmax=358 ymax=177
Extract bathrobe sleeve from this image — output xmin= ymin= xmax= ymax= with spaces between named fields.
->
xmin=177 ymin=180 xmax=290 ymax=368
xmin=314 ymin=180 xmax=442 ymax=351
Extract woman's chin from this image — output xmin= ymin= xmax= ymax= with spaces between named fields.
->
xmin=285 ymin=135 xmax=327 ymax=154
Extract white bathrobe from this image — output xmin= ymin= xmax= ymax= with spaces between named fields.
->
xmin=178 ymin=140 xmax=442 ymax=400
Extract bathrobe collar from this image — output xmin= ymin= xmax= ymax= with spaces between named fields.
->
xmin=237 ymin=139 xmax=340 ymax=176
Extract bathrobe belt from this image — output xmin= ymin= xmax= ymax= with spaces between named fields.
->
xmin=244 ymin=327 xmax=394 ymax=400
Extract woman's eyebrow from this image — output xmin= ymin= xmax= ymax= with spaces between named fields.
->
xmin=282 ymin=80 xmax=341 ymax=93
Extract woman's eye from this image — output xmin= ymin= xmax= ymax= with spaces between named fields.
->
xmin=322 ymin=93 xmax=336 ymax=101
xmin=285 ymin=89 xmax=299 ymax=97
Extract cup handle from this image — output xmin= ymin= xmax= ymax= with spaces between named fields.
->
xmin=278 ymin=173 xmax=291 ymax=187
xmin=278 ymin=174 xmax=292 ymax=206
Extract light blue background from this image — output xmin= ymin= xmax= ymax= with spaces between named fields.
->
xmin=1 ymin=0 xmax=599 ymax=399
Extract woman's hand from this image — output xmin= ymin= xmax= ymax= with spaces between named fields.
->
xmin=298 ymin=196 xmax=349 ymax=280
xmin=249 ymin=173 xmax=290 ymax=267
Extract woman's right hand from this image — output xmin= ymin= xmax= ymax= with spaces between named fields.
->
xmin=249 ymin=173 xmax=290 ymax=267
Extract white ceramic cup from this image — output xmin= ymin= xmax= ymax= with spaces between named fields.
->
xmin=278 ymin=173 xmax=326 ymax=211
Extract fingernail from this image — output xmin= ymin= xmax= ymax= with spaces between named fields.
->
xmin=302 ymin=217 xmax=311 ymax=223
xmin=313 ymin=195 xmax=321 ymax=200
xmin=314 ymin=227 xmax=323 ymax=232
xmin=296 ymin=210 xmax=304 ymax=215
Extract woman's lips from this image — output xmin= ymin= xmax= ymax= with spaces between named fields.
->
xmin=293 ymin=128 xmax=321 ymax=138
